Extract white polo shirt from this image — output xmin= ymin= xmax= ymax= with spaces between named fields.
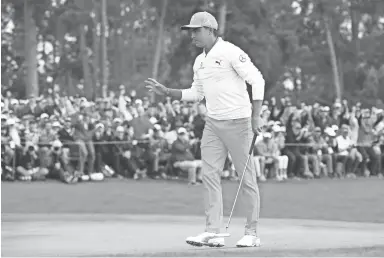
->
xmin=181 ymin=37 xmax=265 ymax=120
xmin=335 ymin=135 xmax=352 ymax=156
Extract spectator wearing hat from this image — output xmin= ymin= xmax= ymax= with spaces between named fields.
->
xmin=255 ymin=132 xmax=280 ymax=180
xmin=16 ymin=141 xmax=48 ymax=181
xmin=335 ymin=124 xmax=361 ymax=178
xmin=73 ymin=112 xmax=96 ymax=176
xmin=170 ymin=127 xmax=202 ymax=185
xmin=357 ymin=110 xmax=380 ymax=176
xmin=310 ymin=127 xmax=333 ymax=177
xmin=149 ymin=124 xmax=170 ymax=179
xmin=93 ymin=123 xmax=108 ymax=174
xmin=112 ymin=125 xmax=142 ymax=179
xmin=48 ymin=140 xmax=77 ymax=183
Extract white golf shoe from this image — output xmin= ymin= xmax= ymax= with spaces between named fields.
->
xmin=236 ymin=235 xmax=261 ymax=247
xmin=186 ymin=232 xmax=225 ymax=247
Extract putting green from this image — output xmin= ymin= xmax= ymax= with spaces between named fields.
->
xmin=2 ymin=178 xmax=384 ymax=256
xmin=2 ymin=214 xmax=384 ymax=256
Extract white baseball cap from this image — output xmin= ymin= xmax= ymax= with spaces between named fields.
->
xmin=40 ymin=113 xmax=49 ymax=119
xmin=95 ymin=123 xmax=105 ymax=129
xmin=177 ymin=127 xmax=188 ymax=134
xmin=272 ymin=125 xmax=281 ymax=132
xmin=116 ymin=126 xmax=125 ymax=132
xmin=263 ymin=132 xmax=272 ymax=138
xmin=181 ymin=12 xmax=218 ymax=30
xmin=52 ymin=140 xmax=63 ymax=148
xmin=324 ymin=127 xmax=336 ymax=137
xmin=52 ymin=121 xmax=61 ymax=128
xmin=113 ymin=118 xmax=123 ymax=124
xmin=7 ymin=118 xmax=15 ymax=125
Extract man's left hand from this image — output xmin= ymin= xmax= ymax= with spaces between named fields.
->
xmin=251 ymin=116 xmax=263 ymax=134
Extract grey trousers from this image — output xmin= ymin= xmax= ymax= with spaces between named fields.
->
xmin=201 ymin=116 xmax=260 ymax=236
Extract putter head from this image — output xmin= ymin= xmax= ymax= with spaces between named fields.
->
xmin=213 ymin=232 xmax=231 ymax=237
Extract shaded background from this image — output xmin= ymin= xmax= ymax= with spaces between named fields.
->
xmin=2 ymin=0 xmax=384 ymax=106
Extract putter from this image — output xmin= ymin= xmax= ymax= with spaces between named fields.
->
xmin=212 ymin=133 xmax=258 ymax=238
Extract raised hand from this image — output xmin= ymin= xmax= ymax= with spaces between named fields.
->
xmin=144 ymin=78 xmax=168 ymax=96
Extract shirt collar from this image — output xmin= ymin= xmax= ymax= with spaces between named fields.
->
xmin=203 ymin=37 xmax=223 ymax=56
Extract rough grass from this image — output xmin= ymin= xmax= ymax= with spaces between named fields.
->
xmin=2 ymin=177 xmax=384 ymax=223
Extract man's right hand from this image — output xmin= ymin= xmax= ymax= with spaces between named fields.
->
xmin=145 ymin=78 xmax=168 ymax=96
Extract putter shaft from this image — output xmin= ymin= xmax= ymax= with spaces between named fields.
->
xmin=225 ymin=133 xmax=258 ymax=230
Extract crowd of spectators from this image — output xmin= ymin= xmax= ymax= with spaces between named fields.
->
xmin=2 ymin=86 xmax=384 ymax=185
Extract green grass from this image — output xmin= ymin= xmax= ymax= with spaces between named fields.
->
xmin=2 ymin=178 xmax=384 ymax=256
xmin=114 ymin=246 xmax=384 ymax=257
xmin=2 ymin=177 xmax=384 ymax=223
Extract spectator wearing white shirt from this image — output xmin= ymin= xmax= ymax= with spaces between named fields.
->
xmin=272 ymin=125 xmax=288 ymax=180
xmin=255 ymin=132 xmax=280 ymax=180
xmin=335 ymin=124 xmax=361 ymax=178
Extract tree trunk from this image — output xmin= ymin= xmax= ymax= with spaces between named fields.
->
xmin=338 ymin=56 xmax=344 ymax=94
xmin=350 ymin=0 xmax=360 ymax=51
xmin=218 ymin=0 xmax=227 ymax=37
xmin=151 ymin=0 xmax=168 ymax=102
xmin=349 ymin=0 xmax=360 ymax=93
xmin=92 ymin=0 xmax=100 ymax=99
xmin=55 ymin=15 xmax=65 ymax=65
xmin=79 ymin=25 xmax=93 ymax=99
xmin=122 ymin=22 xmax=131 ymax=86
xmin=24 ymin=0 xmax=38 ymax=98
xmin=324 ymin=17 xmax=342 ymax=100
xmin=100 ymin=0 xmax=108 ymax=98
xmin=111 ymin=28 xmax=118 ymax=86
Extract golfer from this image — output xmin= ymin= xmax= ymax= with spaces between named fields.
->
xmin=145 ymin=11 xmax=264 ymax=248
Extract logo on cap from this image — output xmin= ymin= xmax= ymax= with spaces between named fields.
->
xmin=239 ymin=54 xmax=247 ymax=63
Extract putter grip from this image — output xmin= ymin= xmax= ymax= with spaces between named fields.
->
xmin=248 ymin=133 xmax=258 ymax=155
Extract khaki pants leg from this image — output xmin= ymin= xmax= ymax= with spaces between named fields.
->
xmin=219 ymin=118 xmax=259 ymax=236
xmin=201 ymin=118 xmax=228 ymax=234
xmin=203 ymin=117 xmax=260 ymax=236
